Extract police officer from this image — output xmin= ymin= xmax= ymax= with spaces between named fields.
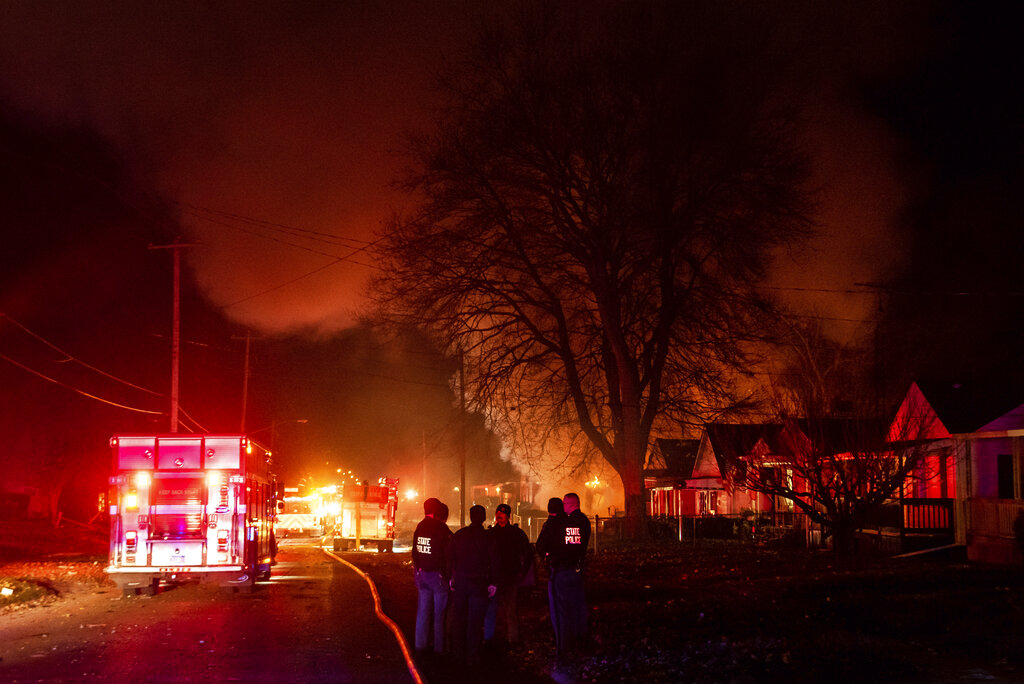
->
xmin=412 ymin=497 xmax=452 ymax=656
xmin=560 ymin=492 xmax=591 ymax=652
xmin=538 ymin=492 xmax=590 ymax=656
xmin=448 ymin=504 xmax=497 ymax=665
xmin=535 ymin=497 xmax=565 ymax=652
xmin=484 ymin=502 xmax=533 ymax=647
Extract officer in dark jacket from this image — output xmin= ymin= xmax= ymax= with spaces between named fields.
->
xmin=535 ymin=497 xmax=565 ymax=651
xmin=412 ymin=497 xmax=452 ymax=655
xmin=537 ymin=492 xmax=590 ymax=656
xmin=448 ymin=504 xmax=497 ymax=664
xmin=484 ymin=503 xmax=533 ymax=646
xmin=559 ymin=492 xmax=591 ymax=652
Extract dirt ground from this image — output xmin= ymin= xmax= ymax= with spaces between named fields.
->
xmin=4 ymin=521 xmax=1024 ymax=683
xmin=347 ymin=541 xmax=1024 ymax=684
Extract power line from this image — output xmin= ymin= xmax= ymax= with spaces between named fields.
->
xmin=761 ymin=285 xmax=878 ymax=295
xmin=221 ymin=258 xmax=346 ymax=308
xmin=176 ymin=203 xmax=391 ymax=309
xmin=0 ymin=312 xmax=164 ymax=396
xmin=181 ymin=203 xmax=374 ymax=249
xmin=0 ymin=350 xmax=164 ymax=415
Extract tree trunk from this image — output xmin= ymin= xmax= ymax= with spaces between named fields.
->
xmin=616 ymin=433 xmax=648 ymax=539
xmin=831 ymin=519 xmax=857 ymax=556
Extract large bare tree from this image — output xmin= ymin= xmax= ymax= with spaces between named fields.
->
xmin=741 ymin=325 xmax=944 ymax=554
xmin=373 ymin=2 xmax=814 ymax=529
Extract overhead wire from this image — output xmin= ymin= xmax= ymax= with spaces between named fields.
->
xmin=177 ymin=201 xmax=392 ymax=308
xmin=177 ymin=406 xmax=210 ymax=433
xmin=181 ymin=203 xmax=373 ymax=249
xmin=0 ymin=350 xmax=164 ymax=415
xmin=1 ymin=312 xmax=164 ymax=396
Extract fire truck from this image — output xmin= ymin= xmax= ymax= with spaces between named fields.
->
xmin=274 ymin=490 xmax=325 ymax=537
xmin=105 ymin=434 xmax=280 ymax=596
xmin=331 ymin=478 xmax=398 ymax=552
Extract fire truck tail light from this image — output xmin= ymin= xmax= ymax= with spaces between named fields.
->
xmin=125 ymin=531 xmax=138 ymax=551
xmin=125 ymin=491 xmax=138 ymax=510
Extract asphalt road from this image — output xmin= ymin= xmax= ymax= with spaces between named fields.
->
xmin=0 ymin=540 xmax=418 ymax=683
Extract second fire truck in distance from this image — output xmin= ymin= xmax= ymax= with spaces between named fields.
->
xmin=330 ymin=478 xmax=398 ymax=552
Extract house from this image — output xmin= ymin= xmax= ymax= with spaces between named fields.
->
xmin=644 ymin=438 xmax=701 ymax=517
xmin=906 ymin=381 xmax=1024 ymax=564
xmin=699 ymin=423 xmax=791 ymax=520
xmin=645 ymin=425 xmax=800 ymax=522
xmin=644 ymin=379 xmax=1024 ymax=559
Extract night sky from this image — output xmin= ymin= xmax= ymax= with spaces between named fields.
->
xmin=1 ymin=1 xmax=1021 ymax=511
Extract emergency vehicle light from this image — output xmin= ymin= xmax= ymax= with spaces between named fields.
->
xmin=134 ymin=472 xmax=151 ymax=487
xmin=207 ymin=471 xmax=223 ymax=487
xmin=125 ymin=491 xmax=139 ymax=510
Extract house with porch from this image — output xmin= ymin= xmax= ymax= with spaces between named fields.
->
xmin=903 ymin=381 xmax=1024 ymax=564
xmin=645 ymin=424 xmax=804 ymax=524
xmin=644 ymin=438 xmax=701 ymax=517
xmin=646 ymin=389 xmax=959 ymax=551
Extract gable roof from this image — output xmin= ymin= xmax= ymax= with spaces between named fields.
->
xmin=793 ymin=417 xmax=889 ymax=453
xmin=915 ymin=379 xmax=1024 ymax=434
xmin=645 ymin=438 xmax=700 ymax=478
xmin=704 ymin=423 xmax=786 ymax=459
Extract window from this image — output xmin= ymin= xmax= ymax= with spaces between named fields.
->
xmin=997 ymin=454 xmax=1014 ymax=499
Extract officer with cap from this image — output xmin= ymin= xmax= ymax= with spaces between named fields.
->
xmin=484 ymin=502 xmax=533 ymax=647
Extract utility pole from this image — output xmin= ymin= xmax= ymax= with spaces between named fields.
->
xmin=459 ymin=348 xmax=466 ymax=528
xmin=236 ymin=330 xmax=253 ymax=432
xmin=149 ymin=240 xmax=198 ymax=433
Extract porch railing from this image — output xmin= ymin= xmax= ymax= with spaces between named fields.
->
xmin=901 ymin=497 xmax=954 ymax=534
xmin=967 ymin=498 xmax=1024 ymax=539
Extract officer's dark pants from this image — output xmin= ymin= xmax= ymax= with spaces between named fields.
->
xmin=484 ymin=580 xmax=520 ymax=643
xmin=551 ymin=566 xmax=586 ymax=654
xmin=451 ymin=581 xmax=489 ymax=663
xmin=414 ymin=568 xmax=448 ymax=653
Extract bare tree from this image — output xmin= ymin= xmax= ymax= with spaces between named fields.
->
xmin=740 ymin=328 xmax=942 ymax=554
xmin=374 ymin=2 xmax=814 ymax=531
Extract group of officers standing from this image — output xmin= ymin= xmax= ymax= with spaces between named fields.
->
xmin=411 ymin=492 xmax=591 ymax=666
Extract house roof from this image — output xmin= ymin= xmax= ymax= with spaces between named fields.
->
xmin=792 ymin=417 xmax=889 ymax=453
xmin=915 ymin=379 xmax=1024 ymax=434
xmin=645 ymin=438 xmax=700 ymax=478
xmin=704 ymin=423 xmax=786 ymax=458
